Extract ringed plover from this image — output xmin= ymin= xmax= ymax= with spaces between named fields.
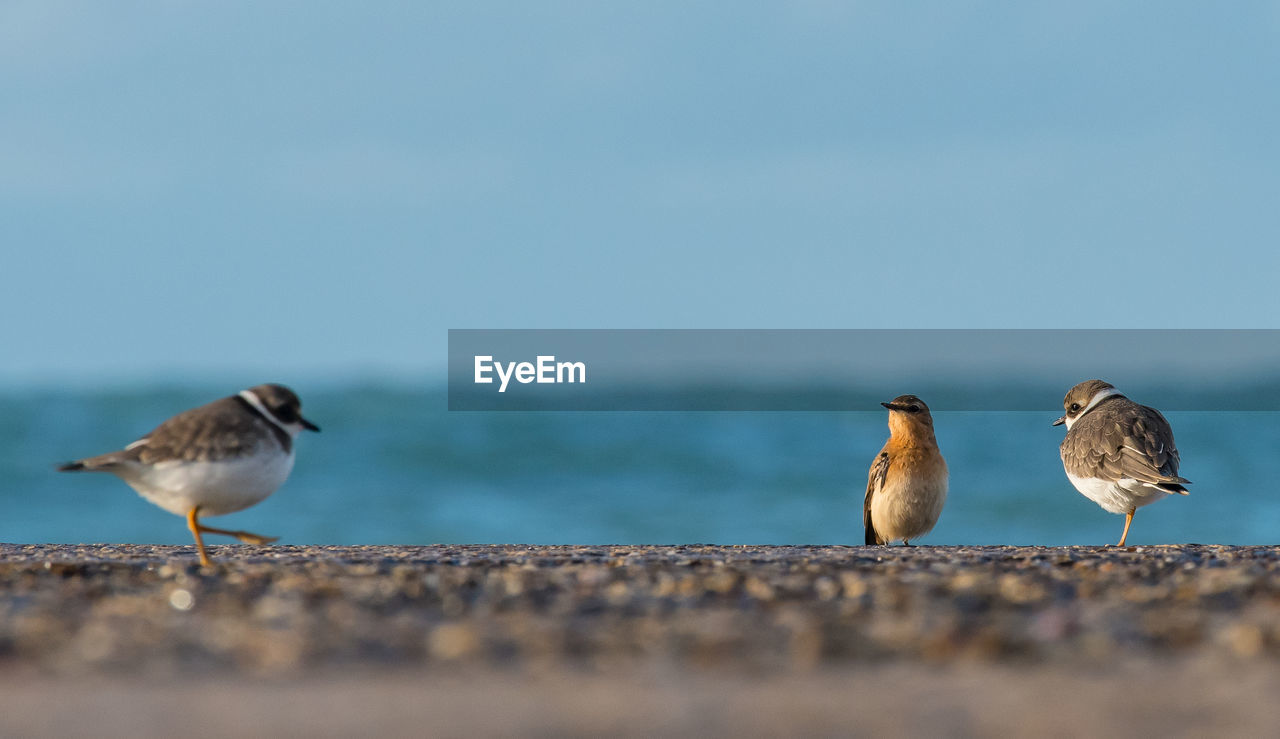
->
xmin=1054 ymin=379 xmax=1189 ymax=546
xmin=59 ymin=384 xmax=319 ymax=566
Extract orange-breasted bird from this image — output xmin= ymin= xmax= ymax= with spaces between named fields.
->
xmin=863 ymin=395 xmax=948 ymax=546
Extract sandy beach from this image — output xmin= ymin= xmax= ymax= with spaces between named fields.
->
xmin=2 ymin=543 xmax=1278 ymax=736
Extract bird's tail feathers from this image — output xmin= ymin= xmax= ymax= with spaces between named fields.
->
xmin=56 ymin=454 xmax=125 ymax=473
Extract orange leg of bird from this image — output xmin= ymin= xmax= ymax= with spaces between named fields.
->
xmin=186 ymin=507 xmax=212 ymax=566
xmin=1116 ymin=508 xmax=1136 ymax=547
xmin=196 ymin=524 xmax=278 ymax=546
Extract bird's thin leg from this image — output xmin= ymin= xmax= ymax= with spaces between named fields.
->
xmin=903 ymin=539 xmax=912 ymax=547
xmin=186 ymin=507 xmax=212 ymax=566
xmin=1116 ymin=508 xmax=1136 ymax=547
xmin=196 ymin=524 xmax=279 ymax=546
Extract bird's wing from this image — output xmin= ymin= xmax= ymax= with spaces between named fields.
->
xmin=60 ymin=395 xmax=264 ymax=470
xmin=1064 ymin=406 xmax=1188 ymax=486
xmin=1111 ymin=405 xmax=1188 ymax=484
xmin=135 ymin=397 xmax=265 ymax=463
xmin=864 ymin=451 xmax=890 ymax=545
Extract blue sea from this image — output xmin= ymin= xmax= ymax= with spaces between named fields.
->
xmin=4 ymin=384 xmax=1277 ymax=547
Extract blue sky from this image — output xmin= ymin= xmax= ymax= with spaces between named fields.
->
xmin=4 ymin=2 xmax=1279 ymax=385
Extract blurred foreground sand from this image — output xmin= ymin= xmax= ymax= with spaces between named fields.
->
xmin=2 ymin=544 xmax=1278 ymax=736
xmin=3 ymin=659 xmax=1279 ymax=737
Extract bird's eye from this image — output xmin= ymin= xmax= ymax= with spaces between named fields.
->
xmin=1069 ymin=403 xmax=1080 ymax=412
xmin=907 ymin=404 xmax=921 ymax=413
xmin=274 ymin=406 xmax=297 ymax=421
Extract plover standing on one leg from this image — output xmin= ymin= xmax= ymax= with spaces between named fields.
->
xmin=59 ymin=384 xmax=319 ymax=566
xmin=1054 ymin=379 xmax=1189 ymax=547
xmin=864 ymin=395 xmax=949 ymax=546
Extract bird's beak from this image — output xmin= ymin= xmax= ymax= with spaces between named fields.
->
xmin=881 ymin=401 xmax=900 ymax=411
xmin=1051 ymin=416 xmax=1065 ymax=427
xmin=301 ymin=417 xmax=321 ymax=432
